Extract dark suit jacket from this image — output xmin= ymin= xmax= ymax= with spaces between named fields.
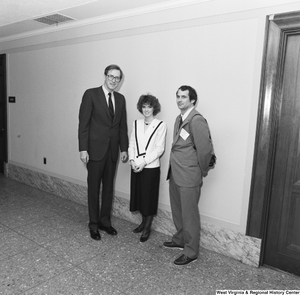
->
xmin=168 ymin=108 xmax=213 ymax=187
xmin=78 ymin=86 xmax=128 ymax=161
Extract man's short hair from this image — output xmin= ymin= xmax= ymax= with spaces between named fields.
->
xmin=176 ymin=85 xmax=198 ymax=105
xmin=104 ymin=64 xmax=123 ymax=80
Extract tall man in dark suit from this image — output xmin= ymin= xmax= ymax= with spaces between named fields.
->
xmin=78 ymin=64 xmax=128 ymax=240
xmin=164 ymin=85 xmax=214 ymax=265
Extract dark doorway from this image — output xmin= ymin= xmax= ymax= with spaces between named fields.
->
xmin=247 ymin=11 xmax=300 ymax=276
xmin=0 ymin=54 xmax=7 ymax=174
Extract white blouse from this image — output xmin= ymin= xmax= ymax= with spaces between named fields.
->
xmin=128 ymin=118 xmax=167 ymax=168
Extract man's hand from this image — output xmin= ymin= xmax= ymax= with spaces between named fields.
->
xmin=120 ymin=151 xmax=128 ymax=162
xmin=80 ymin=151 xmax=89 ymax=164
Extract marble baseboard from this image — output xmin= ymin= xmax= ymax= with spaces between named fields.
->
xmin=7 ymin=163 xmax=261 ymax=267
xmin=7 ymin=163 xmax=87 ymax=206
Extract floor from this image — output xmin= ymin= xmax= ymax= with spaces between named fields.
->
xmin=0 ymin=175 xmax=300 ymax=295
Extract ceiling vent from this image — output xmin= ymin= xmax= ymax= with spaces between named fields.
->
xmin=33 ymin=14 xmax=75 ymax=26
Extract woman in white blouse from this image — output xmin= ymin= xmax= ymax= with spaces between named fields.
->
xmin=128 ymin=94 xmax=167 ymax=242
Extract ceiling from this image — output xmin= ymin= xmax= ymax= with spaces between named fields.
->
xmin=0 ymin=0 xmax=172 ymax=40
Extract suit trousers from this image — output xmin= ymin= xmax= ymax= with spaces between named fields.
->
xmin=87 ymin=146 xmax=117 ymax=231
xmin=169 ymin=172 xmax=201 ymax=259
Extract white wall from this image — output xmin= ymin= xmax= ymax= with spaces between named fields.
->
xmin=3 ymin=0 xmax=300 ymax=233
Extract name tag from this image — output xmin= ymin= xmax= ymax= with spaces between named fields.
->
xmin=180 ymin=128 xmax=190 ymax=140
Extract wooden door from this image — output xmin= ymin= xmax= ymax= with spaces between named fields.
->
xmin=263 ymin=32 xmax=300 ymax=275
xmin=247 ymin=12 xmax=300 ymax=276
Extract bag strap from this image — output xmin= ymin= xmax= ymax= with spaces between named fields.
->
xmin=189 ymin=114 xmax=216 ymax=168
xmin=189 ymin=114 xmax=213 ymax=146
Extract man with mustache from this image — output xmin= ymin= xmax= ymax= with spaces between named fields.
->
xmin=164 ymin=85 xmax=215 ymax=265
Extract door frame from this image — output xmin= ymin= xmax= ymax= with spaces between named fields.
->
xmin=0 ymin=54 xmax=7 ymax=174
xmin=246 ymin=11 xmax=300 ymax=265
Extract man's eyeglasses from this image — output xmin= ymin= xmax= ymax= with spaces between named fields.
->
xmin=106 ymin=74 xmax=121 ymax=83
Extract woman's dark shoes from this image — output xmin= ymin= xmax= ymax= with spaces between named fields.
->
xmin=140 ymin=230 xmax=151 ymax=242
xmin=90 ymin=229 xmax=101 ymax=241
xmin=133 ymin=224 xmax=144 ymax=233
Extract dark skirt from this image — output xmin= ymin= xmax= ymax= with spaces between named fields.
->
xmin=130 ymin=167 xmax=160 ymax=216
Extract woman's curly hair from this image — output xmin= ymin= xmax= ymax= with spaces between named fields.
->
xmin=137 ymin=94 xmax=161 ymax=116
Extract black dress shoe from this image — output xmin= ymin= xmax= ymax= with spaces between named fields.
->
xmin=163 ymin=241 xmax=184 ymax=249
xmin=98 ymin=225 xmax=117 ymax=235
xmin=90 ymin=230 xmax=101 ymax=241
xmin=132 ymin=224 xmax=144 ymax=233
xmin=140 ymin=230 xmax=151 ymax=242
xmin=174 ymin=254 xmax=197 ymax=265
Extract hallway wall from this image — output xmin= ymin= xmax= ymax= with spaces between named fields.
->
xmin=2 ymin=0 xmax=300 ymax=237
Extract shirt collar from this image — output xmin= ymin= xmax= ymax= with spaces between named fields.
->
xmin=181 ymin=106 xmax=194 ymax=121
xmin=102 ymin=85 xmax=113 ymax=97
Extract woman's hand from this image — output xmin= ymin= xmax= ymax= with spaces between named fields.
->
xmin=134 ymin=160 xmax=147 ymax=173
xmin=130 ymin=159 xmax=146 ymax=173
xmin=130 ymin=160 xmax=138 ymax=172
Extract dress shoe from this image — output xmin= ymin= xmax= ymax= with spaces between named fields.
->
xmin=98 ymin=225 xmax=117 ymax=235
xmin=132 ymin=224 xmax=144 ymax=233
xmin=90 ymin=230 xmax=101 ymax=241
xmin=140 ymin=230 xmax=151 ymax=242
xmin=174 ymin=254 xmax=197 ymax=266
xmin=163 ymin=241 xmax=184 ymax=250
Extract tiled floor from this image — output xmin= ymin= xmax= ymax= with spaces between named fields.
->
xmin=0 ymin=175 xmax=300 ymax=295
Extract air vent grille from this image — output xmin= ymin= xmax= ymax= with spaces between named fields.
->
xmin=34 ymin=14 xmax=75 ymax=26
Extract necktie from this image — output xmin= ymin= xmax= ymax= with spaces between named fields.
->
xmin=108 ymin=92 xmax=114 ymax=121
xmin=178 ymin=116 xmax=183 ymax=132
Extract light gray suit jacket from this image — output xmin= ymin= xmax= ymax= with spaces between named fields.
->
xmin=168 ymin=108 xmax=213 ymax=187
